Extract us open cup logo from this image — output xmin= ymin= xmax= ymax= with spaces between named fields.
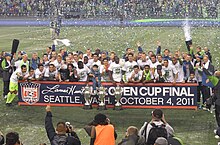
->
xmin=20 ymin=82 xmax=41 ymax=105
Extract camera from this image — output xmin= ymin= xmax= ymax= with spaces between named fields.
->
xmin=65 ymin=122 xmax=72 ymax=133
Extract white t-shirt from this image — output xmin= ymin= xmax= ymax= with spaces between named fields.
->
xmin=99 ymin=65 xmax=111 ymax=81
xmin=129 ymin=70 xmax=143 ymax=82
xmin=88 ymin=59 xmax=101 ymax=69
xmin=77 ymin=65 xmax=90 ymax=81
xmin=35 ymin=68 xmax=46 ymax=79
xmin=109 ymin=62 xmax=122 ymax=82
xmin=122 ymin=61 xmax=138 ymax=80
xmin=44 ymin=68 xmax=58 ymax=79
xmin=54 ymin=60 xmax=66 ymax=70
xmin=162 ymin=65 xmax=178 ymax=82
xmin=14 ymin=59 xmax=29 ymax=72
xmin=10 ymin=68 xmax=29 ymax=83
xmin=137 ymin=59 xmax=151 ymax=69
xmin=172 ymin=62 xmax=184 ymax=82
xmin=149 ymin=61 xmax=159 ymax=70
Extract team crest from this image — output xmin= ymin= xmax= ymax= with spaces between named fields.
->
xmin=20 ymin=82 xmax=41 ymax=105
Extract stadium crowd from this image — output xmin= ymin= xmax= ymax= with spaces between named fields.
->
xmin=0 ymin=0 xmax=219 ymax=18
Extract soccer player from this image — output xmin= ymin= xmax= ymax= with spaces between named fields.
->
xmin=77 ymin=61 xmax=90 ymax=82
xmin=122 ymin=53 xmax=137 ymax=83
xmin=128 ymin=65 xmax=142 ymax=83
xmin=109 ymin=56 xmax=123 ymax=84
xmin=142 ymin=65 xmax=154 ymax=83
xmin=6 ymin=65 xmax=28 ymax=106
xmin=162 ymin=59 xmax=178 ymax=83
xmin=44 ymin=63 xmax=59 ymax=81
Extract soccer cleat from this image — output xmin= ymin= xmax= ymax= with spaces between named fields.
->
xmin=4 ymin=95 xmax=8 ymax=99
xmin=215 ymin=135 xmax=220 ymax=139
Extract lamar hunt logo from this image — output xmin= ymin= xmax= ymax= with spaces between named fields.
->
xmin=20 ymin=82 xmax=41 ymax=105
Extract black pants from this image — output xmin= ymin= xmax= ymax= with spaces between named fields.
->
xmin=3 ymin=81 xmax=9 ymax=96
xmin=197 ymin=82 xmax=210 ymax=103
xmin=215 ymin=105 xmax=220 ymax=127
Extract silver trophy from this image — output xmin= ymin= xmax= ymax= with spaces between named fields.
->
xmin=81 ymin=85 xmax=92 ymax=109
xmin=97 ymin=86 xmax=107 ymax=110
xmin=113 ymin=85 xmax=123 ymax=110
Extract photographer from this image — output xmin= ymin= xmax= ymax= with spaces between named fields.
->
xmin=45 ymin=105 xmax=81 ymax=145
xmin=84 ymin=113 xmax=117 ymax=145
xmin=139 ymin=109 xmax=174 ymax=145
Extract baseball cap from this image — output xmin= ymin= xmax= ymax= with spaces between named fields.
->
xmin=21 ymin=51 xmax=27 ymax=56
xmin=5 ymin=52 xmax=12 ymax=57
xmin=155 ymin=137 xmax=168 ymax=145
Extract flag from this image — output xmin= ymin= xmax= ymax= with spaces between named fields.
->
xmin=202 ymin=68 xmax=219 ymax=88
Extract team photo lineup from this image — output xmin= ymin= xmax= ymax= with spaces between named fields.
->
xmin=0 ymin=0 xmax=220 ymax=145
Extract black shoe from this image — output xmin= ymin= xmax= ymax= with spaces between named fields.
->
xmin=6 ymin=103 xmax=12 ymax=107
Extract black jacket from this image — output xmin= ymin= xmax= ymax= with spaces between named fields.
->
xmin=45 ymin=111 xmax=81 ymax=145
xmin=1 ymin=59 xmax=13 ymax=81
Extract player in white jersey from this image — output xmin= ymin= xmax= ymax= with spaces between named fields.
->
xmin=35 ymin=64 xmax=46 ymax=80
xmin=128 ymin=65 xmax=143 ymax=83
xmin=6 ymin=65 xmax=29 ymax=106
xmin=122 ymin=53 xmax=137 ymax=83
xmin=162 ymin=59 xmax=178 ymax=83
xmin=149 ymin=54 xmax=159 ymax=75
xmin=171 ymin=57 xmax=184 ymax=82
xmin=77 ymin=61 xmax=90 ymax=82
xmin=44 ymin=63 xmax=59 ymax=81
xmin=88 ymin=53 xmax=101 ymax=69
xmin=137 ymin=52 xmax=151 ymax=70
xmin=109 ymin=56 xmax=123 ymax=83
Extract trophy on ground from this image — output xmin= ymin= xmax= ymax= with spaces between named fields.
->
xmin=97 ymin=86 xmax=107 ymax=110
xmin=113 ymin=85 xmax=123 ymax=110
xmin=81 ymin=85 xmax=92 ymax=109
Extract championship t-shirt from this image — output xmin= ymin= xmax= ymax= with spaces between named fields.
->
xmin=109 ymin=62 xmax=122 ymax=82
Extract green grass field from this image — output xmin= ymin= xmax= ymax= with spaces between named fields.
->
xmin=0 ymin=26 xmax=220 ymax=145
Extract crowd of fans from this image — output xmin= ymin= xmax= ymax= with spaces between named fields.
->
xmin=0 ymin=107 xmax=181 ymax=145
xmin=0 ymin=0 xmax=219 ymax=19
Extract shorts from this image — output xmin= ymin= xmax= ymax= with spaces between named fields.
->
xmin=9 ymin=82 xmax=18 ymax=92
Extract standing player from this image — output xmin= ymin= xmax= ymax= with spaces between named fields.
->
xmin=162 ymin=59 xmax=178 ymax=83
xmin=109 ymin=56 xmax=123 ymax=84
xmin=6 ymin=65 xmax=28 ymax=106
xmin=122 ymin=53 xmax=137 ymax=83
xmin=50 ymin=21 xmax=55 ymax=40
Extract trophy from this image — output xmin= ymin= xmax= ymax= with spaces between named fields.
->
xmin=113 ymin=85 xmax=123 ymax=110
xmin=97 ymin=86 xmax=107 ymax=110
xmin=81 ymin=85 xmax=92 ymax=109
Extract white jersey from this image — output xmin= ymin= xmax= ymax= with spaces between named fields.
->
xmin=122 ymin=61 xmax=138 ymax=80
xmin=109 ymin=62 xmax=122 ymax=82
xmin=99 ymin=65 xmax=110 ymax=81
xmin=44 ymin=68 xmax=58 ymax=79
xmin=77 ymin=65 xmax=90 ymax=81
xmin=54 ymin=60 xmax=67 ymax=70
xmin=162 ymin=65 xmax=178 ymax=82
xmin=14 ymin=59 xmax=29 ymax=72
xmin=129 ymin=70 xmax=143 ymax=82
xmin=10 ymin=69 xmax=28 ymax=83
xmin=172 ymin=62 xmax=184 ymax=82
xmin=137 ymin=59 xmax=151 ymax=69
xmin=149 ymin=61 xmax=159 ymax=69
xmin=88 ymin=59 xmax=101 ymax=69
xmin=35 ymin=68 xmax=46 ymax=79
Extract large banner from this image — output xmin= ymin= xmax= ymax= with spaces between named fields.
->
xmin=18 ymin=81 xmax=198 ymax=109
